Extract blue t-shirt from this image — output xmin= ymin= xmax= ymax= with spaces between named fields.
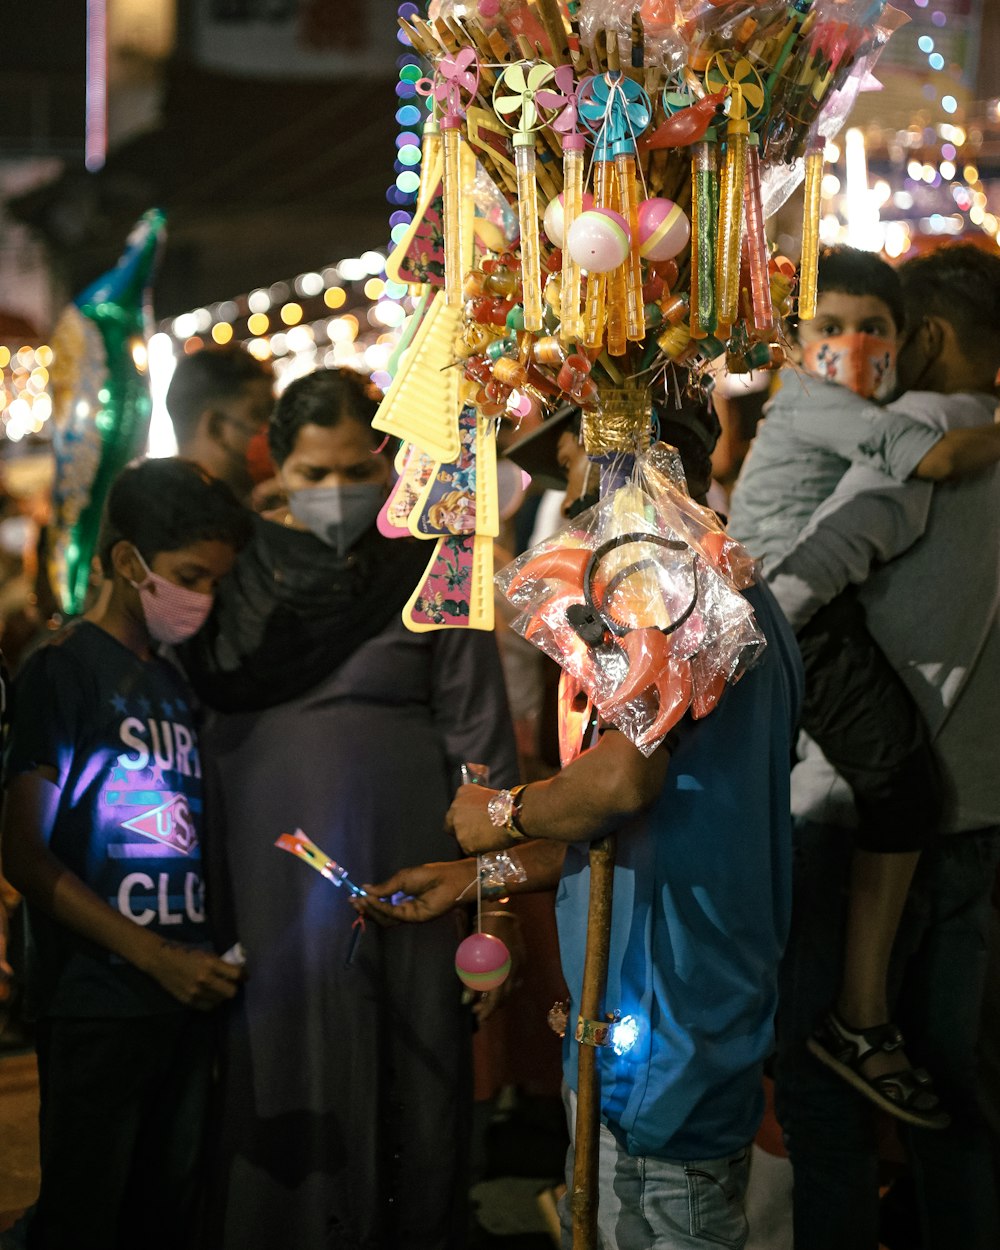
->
xmin=4 ymin=621 xmax=211 ymax=1017
xmin=556 ymin=583 xmax=803 ymax=1160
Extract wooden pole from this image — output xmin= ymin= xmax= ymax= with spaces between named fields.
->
xmin=571 ymin=833 xmax=616 ymax=1250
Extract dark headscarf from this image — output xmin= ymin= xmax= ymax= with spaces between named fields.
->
xmin=179 ymin=514 xmax=429 ymax=713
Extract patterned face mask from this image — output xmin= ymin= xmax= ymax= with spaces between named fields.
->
xmin=802 ymin=332 xmax=898 ymax=401
xmin=130 ymin=550 xmax=214 ymax=645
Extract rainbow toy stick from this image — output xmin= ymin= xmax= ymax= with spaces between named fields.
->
xmin=494 ymin=61 xmax=557 ymax=333
xmin=275 ymin=829 xmax=368 ymax=897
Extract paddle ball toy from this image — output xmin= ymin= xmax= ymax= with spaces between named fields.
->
xmin=543 ymin=189 xmax=596 ymax=249
xmin=567 ymin=209 xmax=631 ymax=274
xmin=455 ymin=932 xmax=512 ymax=991
xmin=636 ymin=197 xmax=691 ymax=262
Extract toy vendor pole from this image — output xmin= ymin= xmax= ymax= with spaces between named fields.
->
xmin=572 ymin=833 xmax=616 ymax=1250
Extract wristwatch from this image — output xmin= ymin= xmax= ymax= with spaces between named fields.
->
xmin=487 ymin=784 xmax=529 ymax=841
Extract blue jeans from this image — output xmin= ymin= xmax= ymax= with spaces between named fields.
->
xmin=775 ymin=821 xmax=1000 ymax=1250
xmin=559 ymin=1089 xmax=750 ymax=1249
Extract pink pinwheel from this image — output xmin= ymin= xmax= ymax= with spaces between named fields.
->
xmin=536 ymin=64 xmax=582 ymax=137
xmin=435 ymin=47 xmax=480 ymax=123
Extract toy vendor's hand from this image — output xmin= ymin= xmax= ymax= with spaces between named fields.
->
xmin=445 ymin=785 xmax=515 ymax=855
xmin=354 ymin=860 xmax=476 ymax=926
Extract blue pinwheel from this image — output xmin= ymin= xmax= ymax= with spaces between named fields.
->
xmin=577 ymin=73 xmax=652 ymax=160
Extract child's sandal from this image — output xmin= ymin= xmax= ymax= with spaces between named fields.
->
xmin=807 ymin=1011 xmax=951 ymax=1130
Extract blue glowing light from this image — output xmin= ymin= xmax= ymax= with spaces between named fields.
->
xmin=611 ymin=1014 xmax=640 ymax=1056
xmin=918 ymin=35 xmax=934 ymax=52
xmin=928 ymin=53 xmax=944 ymax=70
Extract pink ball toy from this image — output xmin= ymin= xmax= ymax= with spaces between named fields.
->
xmin=543 ymin=190 xmax=596 ymax=248
xmin=636 ymin=197 xmax=691 ymax=261
xmin=455 ymin=932 xmax=511 ymax=991
xmin=566 ymin=208 xmax=631 ymax=273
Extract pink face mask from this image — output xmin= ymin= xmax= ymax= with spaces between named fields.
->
xmin=802 ymin=332 xmax=897 ymax=401
xmin=130 ymin=550 xmax=214 ymax=645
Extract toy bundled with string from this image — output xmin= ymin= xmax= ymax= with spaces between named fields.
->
xmin=496 ymin=443 xmax=764 ymax=755
xmin=455 ymin=764 xmax=512 ymax=991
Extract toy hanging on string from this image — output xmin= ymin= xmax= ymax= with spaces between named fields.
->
xmin=455 ymin=764 xmax=512 ymax=992
xmin=577 ymin=72 xmax=652 ymax=355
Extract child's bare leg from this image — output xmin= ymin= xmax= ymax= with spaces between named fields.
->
xmin=836 ymin=848 xmax=920 ymax=1079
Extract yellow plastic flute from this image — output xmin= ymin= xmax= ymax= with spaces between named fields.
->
xmin=798 ymin=144 xmax=824 ymax=320
xmin=420 ymin=113 xmax=442 ymax=201
xmin=560 ymin=135 xmax=586 ymax=343
xmin=442 ymin=119 xmax=465 ymax=308
xmin=615 ymin=151 xmax=646 ymax=343
xmin=583 ymin=160 xmax=615 ymax=350
xmin=716 ymin=110 xmax=749 ymax=332
xmin=515 ymin=136 xmax=544 ymax=331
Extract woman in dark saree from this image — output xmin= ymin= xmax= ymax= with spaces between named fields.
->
xmin=182 ymin=370 xmax=518 ymax=1250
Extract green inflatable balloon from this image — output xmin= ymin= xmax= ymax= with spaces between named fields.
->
xmin=47 ymin=208 xmax=166 ymax=615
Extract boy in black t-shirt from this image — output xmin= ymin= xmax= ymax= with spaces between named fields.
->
xmin=1 ymin=458 xmax=251 ymax=1250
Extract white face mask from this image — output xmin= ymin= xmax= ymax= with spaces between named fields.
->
xmin=129 ymin=550 xmax=214 ymax=645
xmin=288 ymin=483 xmax=384 ymax=556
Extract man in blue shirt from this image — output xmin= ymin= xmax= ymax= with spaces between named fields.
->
xmin=361 ymin=401 xmax=803 ymax=1249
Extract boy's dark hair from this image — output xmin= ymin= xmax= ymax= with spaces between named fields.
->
xmin=166 ymin=346 xmax=272 ymax=449
xmin=98 ymin=458 xmax=252 ymax=575
xmin=897 ymin=242 xmax=1000 ymax=368
xmin=789 ymin=245 xmax=905 ymax=338
xmin=268 ymin=368 xmax=384 ymax=467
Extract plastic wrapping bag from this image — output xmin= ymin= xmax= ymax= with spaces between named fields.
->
xmin=496 ymin=443 xmax=765 ymax=755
